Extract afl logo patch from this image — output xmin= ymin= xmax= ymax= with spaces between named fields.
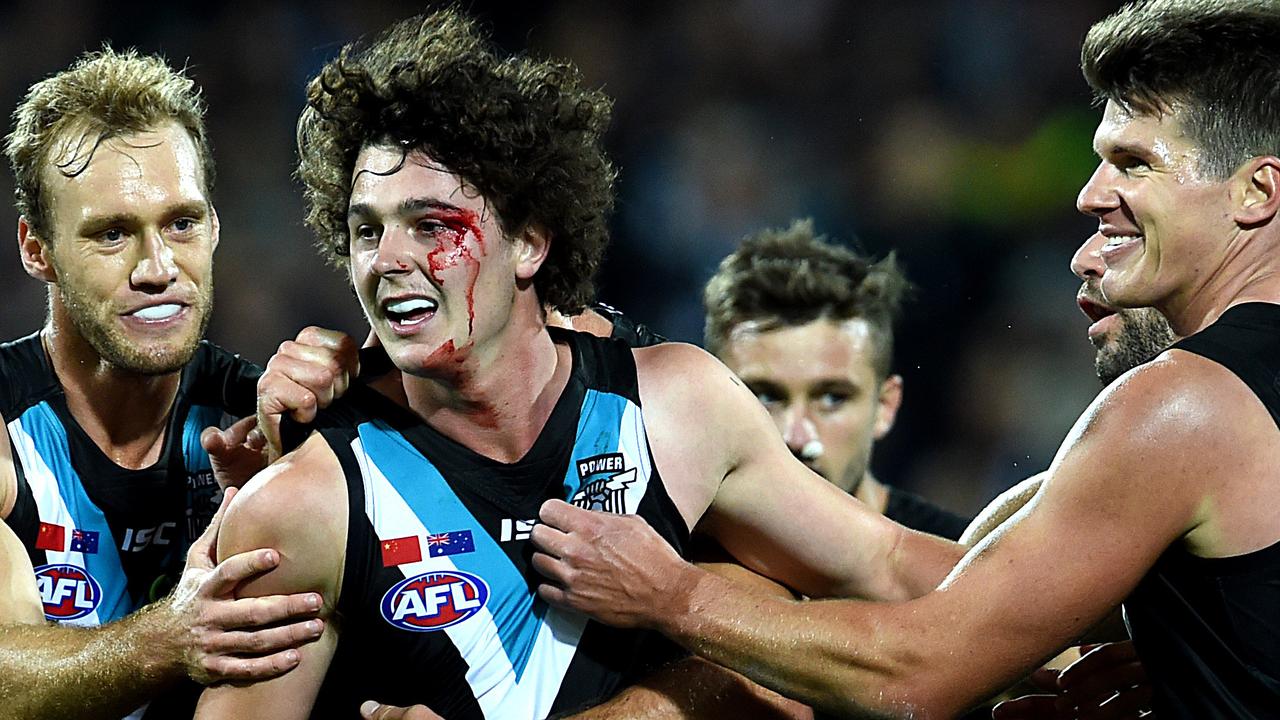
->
xmin=34 ymin=564 xmax=101 ymax=621
xmin=380 ymin=570 xmax=489 ymax=632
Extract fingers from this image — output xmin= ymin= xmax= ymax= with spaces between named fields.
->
xmin=1078 ymin=685 xmax=1153 ymax=720
xmin=187 ymin=487 xmax=238 ymax=569
xmin=201 ymin=548 xmax=281 ymax=597
xmin=1058 ymin=642 xmax=1147 ymax=706
xmin=1026 ymin=665 xmax=1062 ymax=691
xmin=198 ymin=648 xmax=303 ymax=684
xmin=537 ymin=498 xmax=586 ymax=530
xmin=991 ymin=695 xmax=1062 ymax=720
xmin=203 ymin=618 xmax=325 ymax=654
xmin=201 ymin=590 xmax=324 ymax=631
xmin=529 ymin=521 xmax=573 ymax=558
xmin=360 ymin=700 xmax=444 ymax=719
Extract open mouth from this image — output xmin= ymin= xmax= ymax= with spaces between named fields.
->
xmin=125 ymin=303 xmax=186 ymax=323
xmin=382 ymin=297 xmax=439 ymax=328
xmin=1077 ymin=296 xmax=1117 ymax=324
xmin=1099 ymin=234 xmax=1143 ymax=261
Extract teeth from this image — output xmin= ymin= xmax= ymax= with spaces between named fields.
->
xmin=385 ymin=298 xmax=437 ymax=315
xmin=1102 ymin=235 xmax=1141 ymax=249
xmin=131 ymin=304 xmax=181 ymax=321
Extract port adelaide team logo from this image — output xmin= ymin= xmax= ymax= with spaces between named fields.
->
xmin=570 ymin=452 xmax=636 ymax=513
xmin=381 ymin=570 xmax=490 ymax=632
xmin=34 ymin=564 xmax=102 ymax=621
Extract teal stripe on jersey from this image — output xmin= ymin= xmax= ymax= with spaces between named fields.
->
xmin=358 ymin=421 xmax=550 ymax=680
xmin=559 ymin=390 xmax=628 ymax=501
xmin=21 ymin=402 xmax=133 ymax=622
xmin=182 ymin=405 xmax=224 ymax=474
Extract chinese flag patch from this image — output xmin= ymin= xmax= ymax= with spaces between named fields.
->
xmin=36 ymin=522 xmax=65 ymax=552
xmin=381 ymin=535 xmax=422 ymax=567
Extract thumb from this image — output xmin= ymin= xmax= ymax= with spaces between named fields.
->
xmin=256 ymin=400 xmax=284 ymax=465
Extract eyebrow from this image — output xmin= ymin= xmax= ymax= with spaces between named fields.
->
xmin=1096 ymin=141 xmax=1154 ymax=161
xmin=347 ymin=197 xmax=459 ymax=221
xmin=77 ymin=201 xmax=208 ymax=233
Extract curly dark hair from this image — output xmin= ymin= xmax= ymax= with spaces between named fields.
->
xmin=1082 ymin=0 xmax=1280 ymax=179
xmin=297 ymin=8 xmax=616 ymax=313
xmin=703 ymin=219 xmax=911 ymax=379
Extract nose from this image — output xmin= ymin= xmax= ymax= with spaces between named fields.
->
xmin=1071 ymin=232 xmax=1108 ymax=280
xmin=130 ymin=230 xmax=178 ymax=289
xmin=1076 ymin=161 xmax=1119 ymax=219
xmin=370 ymin=226 xmax=414 ymax=276
xmin=781 ymin=405 xmax=819 ymax=457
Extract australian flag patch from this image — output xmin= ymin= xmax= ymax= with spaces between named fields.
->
xmin=426 ymin=530 xmax=475 ymax=558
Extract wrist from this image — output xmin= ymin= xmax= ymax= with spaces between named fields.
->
xmin=125 ymin=597 xmax=189 ymax=683
xmin=654 ymin=561 xmax=717 ymax=639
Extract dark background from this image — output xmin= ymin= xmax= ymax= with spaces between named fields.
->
xmin=0 ymin=0 xmax=1125 ymax=516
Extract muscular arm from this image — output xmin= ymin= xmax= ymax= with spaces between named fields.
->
xmin=196 ymin=434 xmax=346 ymax=719
xmin=569 ymin=553 xmax=811 ymax=720
xmin=634 ymin=343 xmax=961 ymax=602
xmin=960 ymin=473 xmax=1045 ymax=548
xmin=608 ymin=358 xmax=1232 ymax=717
xmin=1 ymin=420 xmax=183 ymax=720
xmin=0 ymin=482 xmax=320 ymax=720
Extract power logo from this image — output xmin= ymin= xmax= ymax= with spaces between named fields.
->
xmin=380 ymin=570 xmax=489 ymax=632
xmin=34 ymin=564 xmax=101 ymax=621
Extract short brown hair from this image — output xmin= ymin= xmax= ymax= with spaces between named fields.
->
xmin=297 ymin=9 xmax=616 ymax=313
xmin=703 ymin=219 xmax=910 ymax=379
xmin=5 ymin=47 xmax=214 ymax=239
xmin=1082 ymin=0 xmax=1280 ymax=179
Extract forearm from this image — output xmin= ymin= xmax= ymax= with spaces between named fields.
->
xmin=652 ymin=564 xmax=937 ymax=720
xmin=0 ymin=601 xmax=184 ymax=720
xmin=888 ymin=527 xmax=966 ymax=599
xmin=565 ymin=656 xmax=812 ymax=720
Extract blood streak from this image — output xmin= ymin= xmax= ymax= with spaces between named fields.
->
xmin=425 ymin=208 xmax=485 ymax=336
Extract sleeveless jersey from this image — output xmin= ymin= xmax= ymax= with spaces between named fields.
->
xmin=1124 ymin=302 xmax=1280 ymax=718
xmin=310 ymin=329 xmax=689 ymax=719
xmin=0 ymin=333 xmax=260 ymax=718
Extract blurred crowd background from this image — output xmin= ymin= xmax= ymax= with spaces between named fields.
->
xmin=0 ymin=0 xmax=1126 ymax=518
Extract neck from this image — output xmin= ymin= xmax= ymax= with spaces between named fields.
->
xmin=852 ymin=472 xmax=890 ymax=515
xmin=1162 ymin=230 xmax=1280 ymax=336
xmin=43 ymin=315 xmax=181 ymax=470
xmin=400 ymin=315 xmax=569 ymax=464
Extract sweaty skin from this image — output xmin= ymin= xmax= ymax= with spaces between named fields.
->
xmin=196 ymin=149 xmax=962 ymax=718
xmin=529 ymin=104 xmax=1280 ymax=718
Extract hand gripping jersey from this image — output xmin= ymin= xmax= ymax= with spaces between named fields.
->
xmin=1125 ymin=303 xmax=1280 ymax=718
xmin=310 ymin=329 xmax=689 ymax=719
xmin=0 ymin=333 xmax=259 ymax=718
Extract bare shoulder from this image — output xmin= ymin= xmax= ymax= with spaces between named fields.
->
xmin=633 ymin=342 xmax=751 ymax=413
xmin=217 ymin=433 xmax=348 ymax=599
xmin=1090 ymin=348 xmax=1265 ymax=447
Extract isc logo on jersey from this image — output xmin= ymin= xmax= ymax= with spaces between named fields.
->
xmin=380 ymin=570 xmax=489 ymax=632
xmin=34 ymin=564 xmax=101 ymax=621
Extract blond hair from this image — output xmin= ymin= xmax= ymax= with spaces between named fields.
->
xmin=5 ymin=47 xmax=214 ymax=239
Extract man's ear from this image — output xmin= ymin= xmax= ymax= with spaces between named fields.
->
xmin=210 ymin=205 xmax=221 ymax=252
xmin=1236 ymin=156 xmax=1280 ymax=227
xmin=514 ymin=222 xmax=552 ymax=282
xmin=872 ymin=374 xmax=904 ymax=441
xmin=17 ymin=217 xmax=56 ymax=283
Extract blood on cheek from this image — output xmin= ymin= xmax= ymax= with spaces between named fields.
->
xmin=424 ymin=208 xmax=486 ymax=336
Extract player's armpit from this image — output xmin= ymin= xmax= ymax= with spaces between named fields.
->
xmin=195 ymin=434 xmax=348 ymax=719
